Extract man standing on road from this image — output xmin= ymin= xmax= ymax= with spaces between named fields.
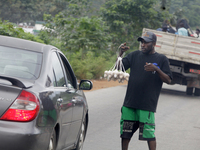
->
xmin=119 ymin=32 xmax=172 ymax=150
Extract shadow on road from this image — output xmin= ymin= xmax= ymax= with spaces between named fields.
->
xmin=161 ymin=88 xmax=200 ymax=99
xmin=161 ymin=88 xmax=187 ymax=97
xmin=121 ymin=84 xmax=199 ymax=98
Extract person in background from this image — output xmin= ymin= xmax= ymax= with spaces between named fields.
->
xmin=178 ymin=23 xmax=188 ymax=36
xmin=193 ymin=29 xmax=200 ymax=39
xmin=163 ymin=19 xmax=176 ymax=34
xmin=156 ymin=25 xmax=168 ymax=32
xmin=176 ymin=19 xmax=193 ymax=36
xmin=156 ymin=27 xmax=162 ymax=31
xmin=157 ymin=20 xmax=176 ymax=34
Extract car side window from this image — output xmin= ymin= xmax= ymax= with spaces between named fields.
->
xmin=51 ymin=52 xmax=66 ymax=87
xmin=58 ymin=53 xmax=76 ymax=89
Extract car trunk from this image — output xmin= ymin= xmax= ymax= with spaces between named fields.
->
xmin=0 ymin=84 xmax=22 ymax=117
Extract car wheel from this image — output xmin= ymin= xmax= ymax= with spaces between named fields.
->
xmin=73 ymin=118 xmax=86 ymax=150
xmin=48 ymin=130 xmax=56 ymax=150
xmin=186 ymin=87 xmax=193 ymax=95
xmin=194 ymin=88 xmax=200 ymax=96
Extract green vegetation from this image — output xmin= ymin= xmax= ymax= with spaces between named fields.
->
xmin=101 ymin=0 xmax=171 ymax=49
xmin=0 ymin=0 xmax=68 ymax=25
xmin=0 ymin=20 xmax=44 ymax=43
xmin=0 ymin=0 xmax=199 ymax=80
xmin=167 ymin=0 xmax=200 ymax=27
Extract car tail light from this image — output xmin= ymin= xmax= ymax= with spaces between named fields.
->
xmin=190 ymin=69 xmax=200 ymax=74
xmin=0 ymin=90 xmax=40 ymax=122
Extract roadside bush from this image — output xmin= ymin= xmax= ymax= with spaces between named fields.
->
xmin=67 ymin=51 xmax=108 ymax=80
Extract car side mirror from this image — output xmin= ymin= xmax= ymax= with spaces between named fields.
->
xmin=79 ymin=80 xmax=93 ymax=90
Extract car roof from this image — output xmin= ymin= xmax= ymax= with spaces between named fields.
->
xmin=0 ymin=35 xmax=53 ymax=52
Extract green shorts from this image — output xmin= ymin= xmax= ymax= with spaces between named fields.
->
xmin=120 ymin=106 xmax=155 ymax=141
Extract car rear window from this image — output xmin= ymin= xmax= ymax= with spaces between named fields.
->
xmin=0 ymin=46 xmax=42 ymax=80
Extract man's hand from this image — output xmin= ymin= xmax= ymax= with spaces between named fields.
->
xmin=119 ymin=43 xmax=130 ymax=57
xmin=144 ymin=62 xmax=171 ymax=84
xmin=144 ymin=62 xmax=157 ymax=72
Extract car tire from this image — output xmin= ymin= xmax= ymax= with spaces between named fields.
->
xmin=194 ymin=88 xmax=200 ymax=96
xmin=73 ymin=118 xmax=86 ymax=150
xmin=48 ymin=130 xmax=56 ymax=150
xmin=186 ymin=87 xmax=193 ymax=95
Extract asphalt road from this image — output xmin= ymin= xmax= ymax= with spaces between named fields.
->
xmin=83 ymin=84 xmax=200 ymax=150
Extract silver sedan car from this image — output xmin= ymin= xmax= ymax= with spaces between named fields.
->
xmin=0 ymin=35 xmax=92 ymax=150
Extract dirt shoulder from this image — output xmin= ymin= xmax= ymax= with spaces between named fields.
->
xmin=85 ymin=79 xmax=128 ymax=92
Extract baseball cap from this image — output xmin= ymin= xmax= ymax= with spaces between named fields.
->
xmin=137 ymin=32 xmax=157 ymax=43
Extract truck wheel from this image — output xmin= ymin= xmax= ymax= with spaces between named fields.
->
xmin=194 ymin=88 xmax=200 ymax=96
xmin=186 ymin=87 xmax=193 ymax=95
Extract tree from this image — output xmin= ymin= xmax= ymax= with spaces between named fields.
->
xmin=0 ymin=0 xmax=68 ymax=25
xmin=38 ymin=0 xmax=112 ymax=79
xmin=166 ymin=0 xmax=200 ymax=28
xmin=100 ymin=0 xmax=171 ymax=50
xmin=39 ymin=0 xmax=110 ymax=54
xmin=40 ymin=13 xmax=111 ymax=56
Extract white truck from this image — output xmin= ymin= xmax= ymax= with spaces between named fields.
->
xmin=141 ymin=28 xmax=200 ymax=96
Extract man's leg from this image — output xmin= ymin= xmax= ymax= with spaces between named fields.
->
xmin=120 ymin=107 xmax=139 ymax=150
xmin=121 ymin=138 xmax=130 ymax=150
xmin=147 ymin=140 xmax=156 ymax=150
xmin=138 ymin=110 xmax=156 ymax=150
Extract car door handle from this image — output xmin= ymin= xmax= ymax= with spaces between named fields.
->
xmin=57 ymin=98 xmax=63 ymax=103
